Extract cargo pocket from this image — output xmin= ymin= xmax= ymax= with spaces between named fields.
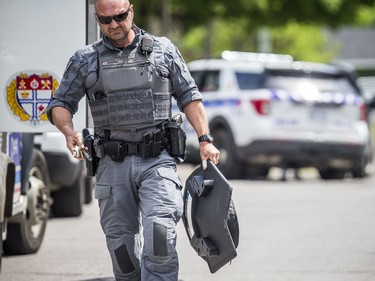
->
xmin=94 ymin=184 xmax=112 ymax=200
xmin=156 ymin=167 xmax=183 ymax=220
xmin=156 ymin=167 xmax=182 ymax=190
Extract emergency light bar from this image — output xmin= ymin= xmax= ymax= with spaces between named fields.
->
xmin=222 ymin=50 xmax=293 ymax=63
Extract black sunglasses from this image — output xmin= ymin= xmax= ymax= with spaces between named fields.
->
xmin=96 ymin=8 xmax=130 ymax=25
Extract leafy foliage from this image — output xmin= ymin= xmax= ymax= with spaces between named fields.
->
xmin=169 ymin=0 xmax=375 ymax=30
xmin=271 ymin=22 xmax=338 ymax=62
xmin=131 ymin=0 xmax=375 ymax=61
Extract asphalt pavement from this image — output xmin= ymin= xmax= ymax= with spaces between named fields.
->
xmin=2 ymin=165 xmax=375 ymax=281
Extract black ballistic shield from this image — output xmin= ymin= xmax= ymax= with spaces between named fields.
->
xmin=182 ymin=160 xmax=239 ymax=273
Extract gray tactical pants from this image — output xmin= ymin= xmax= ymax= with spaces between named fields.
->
xmin=94 ymin=150 xmax=183 ymax=281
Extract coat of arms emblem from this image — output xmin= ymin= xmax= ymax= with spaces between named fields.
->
xmin=6 ymin=73 xmax=59 ymax=125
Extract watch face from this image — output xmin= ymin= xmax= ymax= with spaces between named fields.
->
xmin=199 ymin=133 xmax=214 ymax=143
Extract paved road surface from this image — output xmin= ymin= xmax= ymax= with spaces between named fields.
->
xmin=2 ymin=165 xmax=375 ymax=281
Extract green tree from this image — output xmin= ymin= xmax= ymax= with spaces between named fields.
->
xmin=168 ymin=0 xmax=375 ymax=31
xmin=132 ymin=0 xmax=375 ymax=61
xmin=179 ymin=20 xmax=337 ymax=62
xmin=271 ymin=23 xmax=338 ymax=62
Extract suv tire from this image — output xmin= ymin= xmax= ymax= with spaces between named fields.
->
xmin=352 ymin=151 xmax=370 ymax=178
xmin=52 ymin=171 xmax=84 ymax=217
xmin=318 ymin=168 xmax=347 ymax=180
xmin=212 ymin=128 xmax=242 ymax=179
xmin=4 ymin=149 xmax=50 ymax=254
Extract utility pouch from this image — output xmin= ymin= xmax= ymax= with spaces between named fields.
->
xmin=165 ymin=114 xmax=187 ymax=161
xmin=140 ymin=130 xmax=163 ymax=158
xmin=104 ymin=141 xmax=126 ymax=162
xmin=83 ymin=128 xmax=100 ymax=177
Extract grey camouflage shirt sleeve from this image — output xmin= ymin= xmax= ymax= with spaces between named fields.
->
xmin=46 ymin=49 xmax=89 ymax=124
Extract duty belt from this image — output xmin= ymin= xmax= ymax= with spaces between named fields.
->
xmin=94 ymin=128 xmax=165 ymax=161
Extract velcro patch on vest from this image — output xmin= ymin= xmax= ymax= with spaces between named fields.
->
xmin=102 ymin=59 xmax=125 ymax=67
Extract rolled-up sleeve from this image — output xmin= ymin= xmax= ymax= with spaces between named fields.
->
xmin=46 ymin=49 xmax=88 ymax=124
xmin=154 ymin=37 xmax=202 ymax=112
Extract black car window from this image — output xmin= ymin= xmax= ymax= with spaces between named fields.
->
xmin=190 ymin=71 xmax=205 ymax=90
xmin=190 ymin=70 xmax=220 ymax=92
xmin=235 ymin=72 xmax=264 ymax=90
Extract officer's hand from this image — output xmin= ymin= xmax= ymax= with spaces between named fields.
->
xmin=200 ymin=142 xmax=220 ymax=169
xmin=66 ymin=131 xmax=85 ymax=160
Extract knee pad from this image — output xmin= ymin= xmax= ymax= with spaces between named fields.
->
xmin=153 ymin=222 xmax=169 ymax=257
xmin=144 ymin=219 xmax=178 ymax=273
xmin=114 ymin=244 xmax=136 ymax=274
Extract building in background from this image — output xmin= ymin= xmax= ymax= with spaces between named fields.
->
xmin=329 ymin=27 xmax=375 ymax=99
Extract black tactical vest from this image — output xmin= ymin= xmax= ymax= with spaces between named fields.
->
xmin=86 ymin=35 xmax=172 ymax=131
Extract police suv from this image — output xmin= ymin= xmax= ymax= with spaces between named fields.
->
xmin=183 ymin=51 xmax=374 ymax=180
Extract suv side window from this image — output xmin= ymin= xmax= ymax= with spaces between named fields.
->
xmin=191 ymin=70 xmax=220 ymax=92
xmin=265 ymin=73 xmax=359 ymax=95
xmin=235 ymin=72 xmax=264 ymax=90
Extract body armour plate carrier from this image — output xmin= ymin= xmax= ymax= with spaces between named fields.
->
xmin=86 ymin=38 xmax=172 ymax=129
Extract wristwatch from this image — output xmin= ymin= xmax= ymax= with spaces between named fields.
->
xmin=198 ymin=133 xmax=214 ymax=143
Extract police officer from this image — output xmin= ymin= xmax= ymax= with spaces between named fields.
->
xmin=46 ymin=0 xmax=219 ymax=280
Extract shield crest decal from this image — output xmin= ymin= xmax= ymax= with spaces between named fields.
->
xmin=6 ymin=73 xmax=59 ymax=126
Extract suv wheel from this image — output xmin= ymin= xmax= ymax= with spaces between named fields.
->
xmin=212 ymin=128 xmax=242 ymax=179
xmin=52 ymin=170 xmax=84 ymax=217
xmin=352 ymin=151 xmax=370 ymax=178
xmin=318 ymin=168 xmax=347 ymax=180
xmin=4 ymin=149 xmax=50 ymax=254
xmin=245 ymin=166 xmax=270 ymax=180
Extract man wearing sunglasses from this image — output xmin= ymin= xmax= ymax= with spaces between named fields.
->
xmin=47 ymin=0 xmax=220 ymax=280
